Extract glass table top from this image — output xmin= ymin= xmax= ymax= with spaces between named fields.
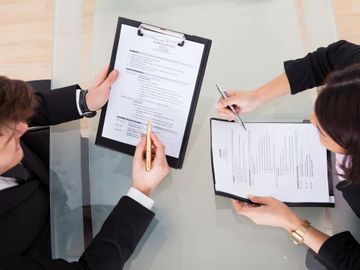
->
xmin=50 ymin=1 xmax=360 ymax=269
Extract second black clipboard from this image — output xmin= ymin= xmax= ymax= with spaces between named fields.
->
xmin=209 ymin=118 xmax=335 ymax=207
xmin=96 ymin=17 xmax=212 ymax=169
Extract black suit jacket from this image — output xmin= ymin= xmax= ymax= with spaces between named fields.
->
xmin=0 ymin=85 xmax=155 ymax=270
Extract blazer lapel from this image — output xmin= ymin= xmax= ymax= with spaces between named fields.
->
xmin=0 ymin=181 xmax=39 ymax=216
xmin=20 ymin=142 xmax=49 ymax=188
xmin=0 ymin=141 xmax=49 ymax=216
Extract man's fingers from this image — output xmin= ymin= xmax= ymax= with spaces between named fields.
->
xmin=150 ymin=132 xmax=168 ymax=167
xmin=92 ymin=65 xmax=109 ymax=87
xmin=102 ymin=69 xmax=119 ymax=89
xmin=150 ymin=132 xmax=165 ymax=155
xmin=134 ymin=135 xmax=146 ymax=161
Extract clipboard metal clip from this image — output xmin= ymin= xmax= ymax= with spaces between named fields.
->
xmin=137 ymin=23 xmax=185 ymax=47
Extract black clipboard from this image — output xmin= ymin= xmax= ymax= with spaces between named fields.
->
xmin=96 ymin=17 xmax=211 ymax=169
xmin=210 ymin=118 xmax=335 ymax=207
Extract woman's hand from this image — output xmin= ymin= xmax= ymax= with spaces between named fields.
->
xmin=232 ymin=195 xmax=303 ymax=232
xmin=216 ymin=90 xmax=262 ymax=121
xmin=216 ymin=73 xmax=292 ymax=121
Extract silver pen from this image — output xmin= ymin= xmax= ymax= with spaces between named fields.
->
xmin=216 ymin=84 xmax=247 ymax=131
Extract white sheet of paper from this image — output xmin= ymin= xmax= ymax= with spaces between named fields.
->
xmin=101 ymin=24 xmax=204 ymax=158
xmin=211 ymin=120 xmax=333 ymax=203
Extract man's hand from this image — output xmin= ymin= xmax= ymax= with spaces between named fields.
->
xmin=86 ymin=65 xmax=119 ymax=111
xmin=132 ymin=132 xmax=170 ymax=196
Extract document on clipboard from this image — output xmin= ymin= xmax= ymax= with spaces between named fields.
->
xmin=96 ymin=17 xmax=211 ymax=169
xmin=210 ymin=118 xmax=335 ymax=207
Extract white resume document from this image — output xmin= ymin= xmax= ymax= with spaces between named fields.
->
xmin=211 ymin=119 xmax=334 ymax=205
xmin=101 ymin=24 xmax=205 ymax=158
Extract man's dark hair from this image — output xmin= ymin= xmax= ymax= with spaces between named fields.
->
xmin=315 ymin=63 xmax=360 ymax=183
xmin=0 ymin=76 xmax=38 ymax=128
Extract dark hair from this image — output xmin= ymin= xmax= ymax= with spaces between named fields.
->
xmin=315 ymin=63 xmax=360 ymax=183
xmin=0 ymin=76 xmax=38 ymax=128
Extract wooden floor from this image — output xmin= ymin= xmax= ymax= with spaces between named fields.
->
xmin=0 ymin=0 xmax=53 ymax=81
xmin=0 ymin=0 xmax=358 ymax=81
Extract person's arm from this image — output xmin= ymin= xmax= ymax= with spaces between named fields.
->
xmin=232 ymin=196 xmax=360 ymax=269
xmin=231 ymin=196 xmax=328 ymax=252
xmin=277 ymin=40 xmax=360 ymax=96
xmin=216 ymin=73 xmax=290 ymax=121
xmin=29 ymin=67 xmax=118 ymax=127
xmin=1 ymin=133 xmax=169 ymax=270
xmin=216 ymin=73 xmax=291 ymax=120
xmin=1 ymin=196 xmax=154 ymax=270
xmin=318 ymin=231 xmax=360 ymax=270
xmin=285 ymin=40 xmax=360 ymax=94
xmin=29 ymin=85 xmax=82 ymax=126
xmin=217 ymin=40 xmax=360 ymax=120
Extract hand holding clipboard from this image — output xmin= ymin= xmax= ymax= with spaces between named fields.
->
xmin=96 ymin=17 xmax=211 ymax=169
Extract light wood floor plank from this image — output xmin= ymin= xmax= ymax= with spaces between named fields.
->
xmin=0 ymin=1 xmax=358 ymax=81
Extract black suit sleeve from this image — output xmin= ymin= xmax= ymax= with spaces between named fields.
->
xmin=2 ymin=196 xmax=154 ymax=270
xmin=316 ymin=182 xmax=360 ymax=269
xmin=318 ymin=231 xmax=360 ymax=270
xmin=29 ymin=85 xmax=82 ymax=127
xmin=284 ymin=40 xmax=360 ymax=94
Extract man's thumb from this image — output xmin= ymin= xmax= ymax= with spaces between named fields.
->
xmin=104 ymin=69 xmax=119 ymax=88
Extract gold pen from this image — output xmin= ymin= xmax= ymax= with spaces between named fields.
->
xmin=146 ymin=119 xmax=152 ymax=171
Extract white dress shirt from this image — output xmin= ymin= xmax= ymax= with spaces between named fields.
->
xmin=0 ymin=176 xmax=18 ymax=190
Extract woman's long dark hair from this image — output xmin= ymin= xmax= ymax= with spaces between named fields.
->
xmin=315 ymin=63 xmax=360 ymax=183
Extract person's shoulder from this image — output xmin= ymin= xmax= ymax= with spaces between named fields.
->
xmin=329 ymin=39 xmax=360 ymax=53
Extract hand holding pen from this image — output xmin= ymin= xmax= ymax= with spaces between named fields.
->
xmin=216 ymin=84 xmax=247 ymax=131
xmin=131 ymin=122 xmax=170 ymax=196
xmin=216 ymin=86 xmax=262 ymax=120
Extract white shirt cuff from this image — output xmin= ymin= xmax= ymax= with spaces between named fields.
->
xmin=127 ymin=187 xmax=154 ymax=210
xmin=75 ymin=89 xmax=82 ymax=116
